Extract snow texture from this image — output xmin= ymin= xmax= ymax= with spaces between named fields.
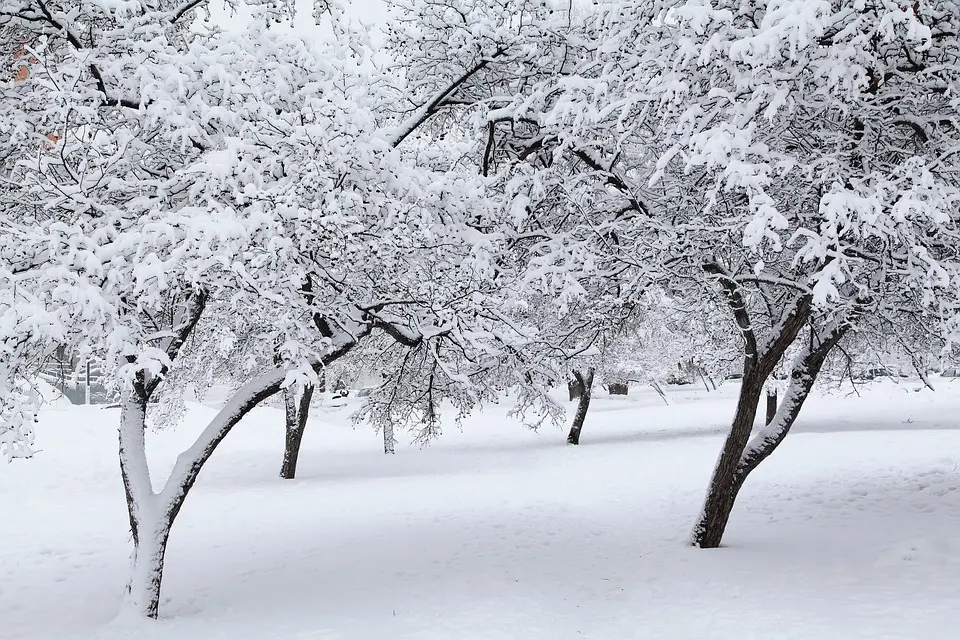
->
xmin=4 ymin=379 xmax=960 ymax=639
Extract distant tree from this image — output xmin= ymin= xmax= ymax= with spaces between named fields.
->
xmin=565 ymin=367 xmax=595 ymax=444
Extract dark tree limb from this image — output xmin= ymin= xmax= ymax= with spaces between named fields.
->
xmin=566 ymin=368 xmax=595 ymax=445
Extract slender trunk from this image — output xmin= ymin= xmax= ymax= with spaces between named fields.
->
xmin=691 ymin=279 xmax=812 ymax=549
xmin=698 ymin=367 xmax=711 ymax=392
xmin=568 ymin=377 xmax=583 ymax=401
xmin=118 ymin=387 xmax=168 ymax=619
xmin=692 ymin=365 xmax=767 ymax=547
xmin=383 ymin=421 xmax=396 ymax=454
xmin=279 ymin=383 xmax=315 ymax=479
xmin=765 ymin=388 xmax=778 ymax=425
xmin=692 ymin=321 xmax=846 ymax=548
xmin=651 ymin=380 xmax=670 ymax=406
xmin=566 ymin=368 xmax=595 ymax=445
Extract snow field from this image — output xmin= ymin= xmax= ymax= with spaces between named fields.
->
xmin=4 ymin=379 xmax=960 ymax=639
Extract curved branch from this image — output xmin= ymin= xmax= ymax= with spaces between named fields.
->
xmin=169 ymin=0 xmax=206 ymax=24
xmin=389 ymin=46 xmax=508 ymax=148
xmin=703 ymin=262 xmax=758 ymax=366
xmin=157 ymin=335 xmax=360 ymax=524
xmin=736 ymin=320 xmax=848 ymax=481
xmin=25 ymin=0 xmax=142 ymax=109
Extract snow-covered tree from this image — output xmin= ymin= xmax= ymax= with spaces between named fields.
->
xmin=0 ymin=0 xmax=564 ymax=618
xmin=0 ymin=0 xmax=390 ymax=614
xmin=423 ymin=0 xmax=960 ymax=546
xmin=633 ymin=0 xmax=960 ymax=548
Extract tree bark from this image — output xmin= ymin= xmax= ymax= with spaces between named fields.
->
xmin=566 ymin=368 xmax=595 ymax=445
xmin=692 ymin=316 xmax=846 ymax=549
xmin=568 ymin=377 xmax=583 ymax=401
xmin=691 ymin=364 xmax=768 ymax=548
xmin=733 ymin=323 xmax=847 ymax=489
xmin=691 ymin=271 xmax=812 ymax=549
xmin=279 ymin=383 xmax=315 ymax=479
xmin=765 ymin=388 xmax=778 ymax=425
xmin=123 ymin=514 xmax=172 ymax=619
xmin=118 ymin=387 xmax=169 ymax=619
xmin=383 ymin=421 xmax=396 ymax=454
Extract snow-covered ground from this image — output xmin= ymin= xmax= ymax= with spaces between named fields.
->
xmin=4 ymin=378 xmax=960 ymax=639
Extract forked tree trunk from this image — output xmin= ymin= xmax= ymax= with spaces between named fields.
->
xmin=691 ymin=272 xmax=813 ymax=549
xmin=117 ymin=345 xmax=359 ymax=619
xmin=765 ymin=388 xmax=778 ymax=425
xmin=280 ymin=383 xmax=315 ymax=479
xmin=729 ymin=323 xmax=847 ymax=498
xmin=110 ymin=287 xmax=373 ymax=620
xmin=566 ymin=368 xmax=595 ymax=445
xmin=117 ymin=365 xmax=314 ymax=619
xmin=692 ymin=321 xmax=846 ymax=548
xmin=568 ymin=377 xmax=583 ymax=401
xmin=118 ymin=387 xmax=172 ymax=619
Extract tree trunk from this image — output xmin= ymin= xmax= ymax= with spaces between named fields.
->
xmin=279 ymin=383 xmax=315 ymax=479
xmin=651 ymin=380 xmax=670 ymax=405
xmin=118 ymin=388 xmax=168 ymax=619
xmin=691 ymin=276 xmax=813 ymax=549
xmin=566 ymin=368 xmax=595 ymax=445
xmin=115 ymin=342 xmax=359 ymax=619
xmin=699 ymin=368 xmax=711 ymax=392
xmin=732 ymin=323 xmax=848 ymax=491
xmin=568 ymin=377 xmax=583 ymax=401
xmin=383 ymin=421 xmax=396 ymax=454
xmin=691 ymin=365 xmax=767 ymax=548
xmin=765 ymin=388 xmax=778 ymax=425
xmin=698 ymin=367 xmax=716 ymax=392
xmin=692 ymin=320 xmax=846 ymax=548
xmin=109 ymin=291 xmax=363 ymax=620
xmin=123 ymin=515 xmax=172 ymax=619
